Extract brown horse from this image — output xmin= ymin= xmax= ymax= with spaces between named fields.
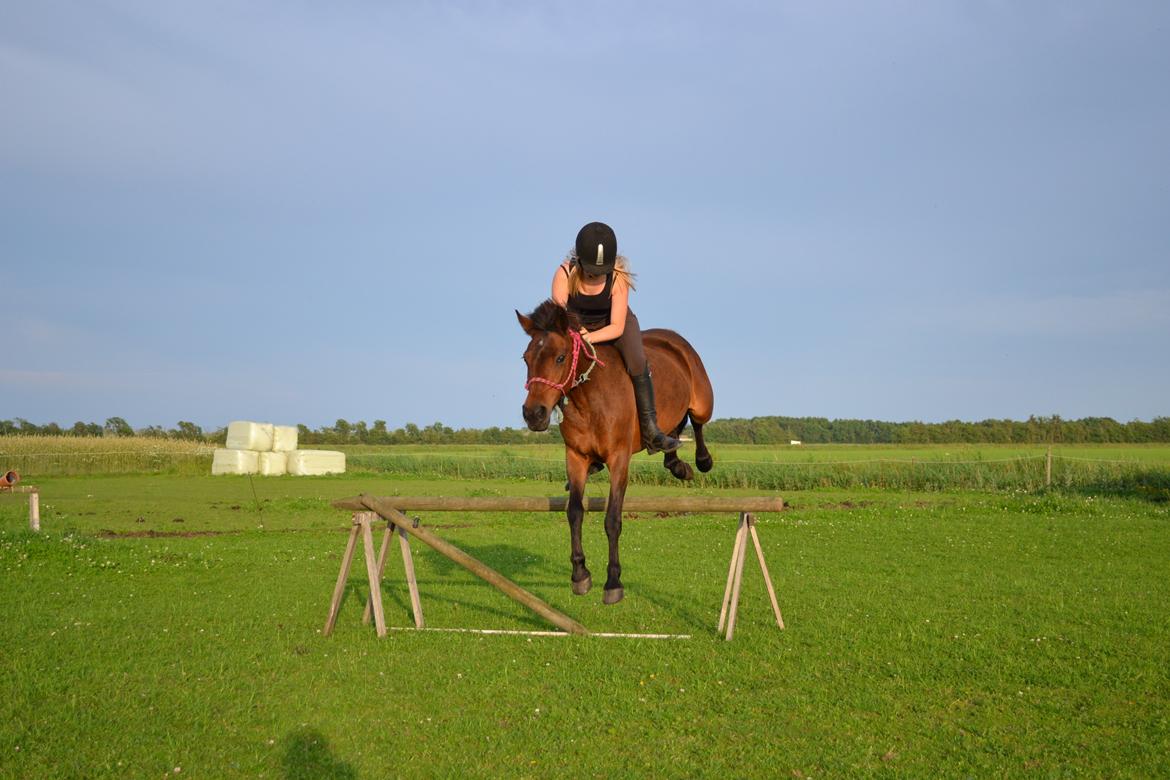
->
xmin=517 ymin=300 xmax=715 ymax=604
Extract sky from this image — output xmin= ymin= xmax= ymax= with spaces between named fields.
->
xmin=2 ymin=0 xmax=1168 ymax=431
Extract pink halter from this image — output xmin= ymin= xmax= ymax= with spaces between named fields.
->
xmin=524 ymin=329 xmax=606 ymax=397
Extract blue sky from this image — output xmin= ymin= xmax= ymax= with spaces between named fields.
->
xmin=2 ymin=1 xmax=1167 ymax=430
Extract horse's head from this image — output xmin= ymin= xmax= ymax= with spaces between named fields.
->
xmin=516 ymin=300 xmax=580 ymax=431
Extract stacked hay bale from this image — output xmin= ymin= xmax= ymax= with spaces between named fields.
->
xmin=211 ymin=421 xmax=346 ymax=476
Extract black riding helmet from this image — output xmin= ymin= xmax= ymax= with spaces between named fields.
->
xmin=575 ymin=222 xmax=617 ymax=275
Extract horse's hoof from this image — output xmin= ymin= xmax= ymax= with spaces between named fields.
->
xmin=572 ymin=575 xmax=592 ymax=595
xmin=603 ymin=587 xmax=624 ymax=605
xmin=696 ymin=453 xmax=714 ymax=473
xmin=669 ymin=462 xmax=694 ymax=481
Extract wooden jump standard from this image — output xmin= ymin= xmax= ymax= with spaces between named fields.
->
xmin=325 ymin=493 xmax=785 ymax=640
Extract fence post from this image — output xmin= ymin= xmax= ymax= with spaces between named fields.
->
xmin=1045 ymin=446 xmax=1052 ymax=488
xmin=29 ymin=491 xmax=40 ymax=532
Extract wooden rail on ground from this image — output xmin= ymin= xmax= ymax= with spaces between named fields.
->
xmin=325 ymin=493 xmax=785 ymax=640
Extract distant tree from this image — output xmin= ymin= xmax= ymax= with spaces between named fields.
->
xmin=173 ymin=421 xmax=204 ymax=440
xmin=354 ymin=420 xmax=369 ymax=443
xmin=71 ymin=421 xmax=102 ymax=437
xmin=421 ymin=421 xmax=453 ymax=444
xmin=403 ymin=422 xmax=421 ymax=442
xmin=370 ymin=420 xmax=389 ymax=444
xmin=104 ymin=417 xmax=134 ymax=437
xmin=139 ymin=425 xmax=168 ymax=438
xmin=332 ymin=419 xmax=351 ymax=443
xmin=0 ymin=420 xmax=17 ymax=436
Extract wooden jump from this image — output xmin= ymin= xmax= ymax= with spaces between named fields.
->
xmin=332 ymin=495 xmax=785 ymax=513
xmin=324 ymin=493 xmax=785 ymax=640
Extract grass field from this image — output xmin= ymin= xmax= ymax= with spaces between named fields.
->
xmin=1 ymin=470 xmax=1168 ymax=777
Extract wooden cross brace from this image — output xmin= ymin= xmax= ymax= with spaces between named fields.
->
xmin=323 ymin=511 xmax=423 ymax=638
xmin=718 ymin=512 xmax=785 ymax=641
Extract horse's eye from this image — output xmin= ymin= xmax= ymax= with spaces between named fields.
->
xmin=556 ymin=354 xmax=566 ymax=364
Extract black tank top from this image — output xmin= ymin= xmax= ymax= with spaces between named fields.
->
xmin=564 ymin=265 xmax=614 ymax=326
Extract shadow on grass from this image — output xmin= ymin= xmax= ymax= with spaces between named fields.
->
xmin=422 ymin=540 xmax=554 ymax=580
xmin=282 ymin=727 xmax=355 ymax=780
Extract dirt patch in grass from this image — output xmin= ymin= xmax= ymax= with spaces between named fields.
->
xmin=97 ymin=529 xmax=238 ymax=539
xmin=812 ymin=500 xmax=875 ymax=510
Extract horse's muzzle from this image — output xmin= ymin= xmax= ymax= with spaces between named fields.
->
xmin=522 ymin=403 xmax=550 ymax=432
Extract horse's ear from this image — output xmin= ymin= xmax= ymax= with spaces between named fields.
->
xmin=516 ymin=310 xmax=536 ymax=335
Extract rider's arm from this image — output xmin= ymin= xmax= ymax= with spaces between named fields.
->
xmin=551 ymin=262 xmax=571 ymax=307
xmin=580 ymin=277 xmax=629 ymax=344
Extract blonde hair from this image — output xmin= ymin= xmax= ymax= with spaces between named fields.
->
xmin=564 ymin=251 xmax=637 ymax=296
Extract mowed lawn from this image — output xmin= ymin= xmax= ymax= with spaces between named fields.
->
xmin=1 ymin=474 xmax=1168 ymax=777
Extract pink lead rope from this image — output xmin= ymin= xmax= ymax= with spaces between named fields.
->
xmin=525 ymin=329 xmax=606 ymax=397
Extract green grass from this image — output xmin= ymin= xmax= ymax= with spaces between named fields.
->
xmin=1 ymin=474 xmax=1168 ymax=777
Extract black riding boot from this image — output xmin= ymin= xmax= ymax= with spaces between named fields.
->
xmin=631 ymin=368 xmax=681 ymax=454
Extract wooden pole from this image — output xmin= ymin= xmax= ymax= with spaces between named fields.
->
xmin=358 ymin=513 xmax=387 ymax=637
xmin=363 ymin=524 xmax=395 ymax=626
xmin=749 ymin=520 xmax=784 ymax=629
xmin=29 ymin=491 xmax=40 ymax=532
xmin=323 ymin=522 xmax=360 ymax=636
xmin=718 ymin=513 xmax=747 ymax=634
xmin=724 ymin=513 xmax=751 ymax=641
xmin=1045 ymin=446 xmax=1053 ymax=488
xmin=399 ymin=525 xmax=425 ymax=628
xmin=357 ymin=495 xmax=588 ymax=636
xmin=334 ymin=495 xmax=784 ymax=514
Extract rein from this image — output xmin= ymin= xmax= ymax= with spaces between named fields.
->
xmin=524 ymin=329 xmax=606 ymax=399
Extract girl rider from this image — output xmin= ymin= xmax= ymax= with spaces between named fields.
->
xmin=550 ymin=222 xmax=681 ymax=455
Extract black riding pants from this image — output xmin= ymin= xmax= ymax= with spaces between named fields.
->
xmin=586 ymin=309 xmax=646 ymax=376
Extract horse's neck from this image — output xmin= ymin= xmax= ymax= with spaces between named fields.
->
xmin=565 ymin=345 xmax=622 ymax=413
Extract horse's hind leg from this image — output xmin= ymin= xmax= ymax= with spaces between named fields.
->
xmin=693 ymin=420 xmax=713 ymax=472
xmin=663 ymin=416 xmax=694 ymax=481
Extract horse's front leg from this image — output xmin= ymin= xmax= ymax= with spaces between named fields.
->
xmin=602 ymin=454 xmax=631 ymax=604
xmin=565 ymin=449 xmax=592 ymax=595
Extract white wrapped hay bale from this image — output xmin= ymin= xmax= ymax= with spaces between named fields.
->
xmin=258 ymin=451 xmax=288 ymax=476
xmin=226 ymin=421 xmax=275 ymax=451
xmin=287 ymin=449 xmax=346 ymax=476
xmin=272 ymin=425 xmax=298 ymax=452
xmin=212 ymin=448 xmax=259 ymax=475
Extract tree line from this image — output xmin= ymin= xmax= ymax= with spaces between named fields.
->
xmin=2 ymin=415 xmax=1168 ymax=445
xmin=0 ymin=417 xmax=550 ymax=445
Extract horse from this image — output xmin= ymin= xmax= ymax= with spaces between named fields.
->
xmin=516 ymin=299 xmax=715 ymax=604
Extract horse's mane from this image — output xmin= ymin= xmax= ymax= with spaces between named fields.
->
xmin=527 ymin=299 xmax=576 ymax=333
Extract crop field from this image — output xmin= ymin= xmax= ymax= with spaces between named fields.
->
xmin=1 ymin=460 xmax=1168 ymax=777
xmin=4 ymin=437 xmax=1170 ymax=496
